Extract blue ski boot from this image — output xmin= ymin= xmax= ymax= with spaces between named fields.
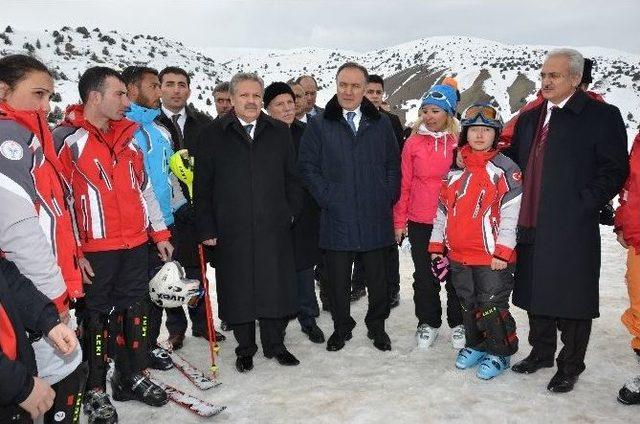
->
xmin=455 ymin=348 xmax=486 ymax=369
xmin=476 ymin=354 xmax=510 ymax=379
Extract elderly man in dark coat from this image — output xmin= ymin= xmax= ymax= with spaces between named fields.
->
xmin=263 ymin=81 xmax=324 ymax=345
xmin=194 ymin=73 xmax=303 ymax=373
xmin=505 ymin=48 xmax=628 ymax=393
xmin=298 ymin=62 xmax=400 ymax=352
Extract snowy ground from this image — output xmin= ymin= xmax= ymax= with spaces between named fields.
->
xmin=105 ymin=229 xmax=637 ymax=423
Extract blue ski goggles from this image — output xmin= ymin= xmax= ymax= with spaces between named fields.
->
xmin=461 ymin=104 xmax=503 ymax=130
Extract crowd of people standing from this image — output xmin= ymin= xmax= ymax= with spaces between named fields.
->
xmin=0 ymin=45 xmax=639 ymax=424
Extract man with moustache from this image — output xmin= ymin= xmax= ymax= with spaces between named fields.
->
xmin=298 ymin=62 xmax=400 ymax=352
xmin=213 ymin=81 xmax=232 ymax=117
xmin=295 ymin=75 xmax=324 ymax=118
xmin=156 ymin=66 xmax=225 ymax=350
xmin=264 ymin=82 xmax=325 ymax=344
xmin=194 ymin=73 xmax=303 ymax=373
xmin=505 ymin=49 xmax=628 ymax=393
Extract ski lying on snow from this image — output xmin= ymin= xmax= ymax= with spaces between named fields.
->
xmin=151 ymin=378 xmax=227 ymax=418
xmin=170 ymin=352 xmax=221 ymax=390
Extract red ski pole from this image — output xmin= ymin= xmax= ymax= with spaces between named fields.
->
xmin=198 ymin=243 xmax=219 ymax=377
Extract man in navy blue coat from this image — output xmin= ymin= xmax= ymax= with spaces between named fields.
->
xmin=298 ymin=62 xmax=400 ymax=352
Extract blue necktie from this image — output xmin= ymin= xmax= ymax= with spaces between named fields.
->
xmin=346 ymin=112 xmax=356 ymax=135
xmin=243 ymin=124 xmax=254 ymax=138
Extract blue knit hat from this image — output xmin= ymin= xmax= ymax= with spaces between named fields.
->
xmin=420 ymin=84 xmax=458 ymax=115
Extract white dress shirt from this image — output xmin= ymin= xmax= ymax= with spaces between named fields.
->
xmin=237 ymin=116 xmax=257 ymax=139
xmin=162 ymin=105 xmax=187 ymax=133
xmin=544 ymin=92 xmax=573 ymax=126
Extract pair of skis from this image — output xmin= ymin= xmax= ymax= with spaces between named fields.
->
xmin=152 ymin=351 xmax=226 ymax=418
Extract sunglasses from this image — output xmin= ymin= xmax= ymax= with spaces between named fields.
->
xmin=423 ymin=90 xmax=454 ymax=111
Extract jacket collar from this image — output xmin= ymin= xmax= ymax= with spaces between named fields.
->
xmin=323 ymin=95 xmax=381 ymax=122
xmin=63 ymin=104 xmax=138 ymax=145
xmin=125 ymin=102 xmax=160 ymax=124
xmin=220 ymin=110 xmax=274 ymax=135
xmin=460 ymin=144 xmax=499 ymax=167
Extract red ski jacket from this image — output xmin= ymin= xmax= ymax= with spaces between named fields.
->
xmin=393 ymin=129 xmax=457 ymax=228
xmin=428 ymin=145 xmax=523 ymax=265
xmin=615 ymin=132 xmax=640 ymax=250
xmin=54 ymin=105 xmax=170 ymax=253
xmin=0 ymin=103 xmax=82 ymax=309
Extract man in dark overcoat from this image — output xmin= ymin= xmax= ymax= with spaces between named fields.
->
xmin=194 ymin=72 xmax=303 ymax=373
xmin=298 ymin=62 xmax=400 ymax=352
xmin=505 ymin=48 xmax=629 ymax=393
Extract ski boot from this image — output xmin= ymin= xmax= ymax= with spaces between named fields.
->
xmin=476 ymin=354 xmax=510 ymax=380
xmin=618 ymin=376 xmax=640 ymax=405
xmin=83 ymin=388 xmax=118 ymax=424
xmin=455 ymin=347 xmax=486 ymax=369
xmin=111 ymin=369 xmax=168 ymax=407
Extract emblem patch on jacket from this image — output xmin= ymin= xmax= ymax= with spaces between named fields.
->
xmin=0 ymin=139 xmax=23 ymax=160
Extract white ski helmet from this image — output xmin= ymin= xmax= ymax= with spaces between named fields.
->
xmin=149 ymin=261 xmax=201 ymax=308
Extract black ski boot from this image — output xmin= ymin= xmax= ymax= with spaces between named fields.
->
xmin=83 ymin=388 xmax=118 ymax=424
xmin=617 ymin=376 xmax=640 ymax=405
xmin=111 ymin=369 xmax=168 ymax=407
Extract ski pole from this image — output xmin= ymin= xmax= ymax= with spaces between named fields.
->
xmin=198 ymin=243 xmax=219 ymax=376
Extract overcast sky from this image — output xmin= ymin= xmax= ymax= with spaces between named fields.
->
xmin=1 ymin=0 xmax=639 ymax=54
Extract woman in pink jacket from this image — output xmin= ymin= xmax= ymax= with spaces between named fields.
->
xmin=393 ymin=84 xmax=463 ymax=350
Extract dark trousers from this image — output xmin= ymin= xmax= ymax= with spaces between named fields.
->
xmin=83 ymin=244 xmax=149 ymax=314
xmin=232 ymin=318 xmax=286 ymax=357
xmin=165 ymin=265 xmax=208 ymax=336
xmin=325 ymin=247 xmax=390 ymax=334
xmin=351 ymin=246 xmax=400 ymax=297
xmin=297 ymin=267 xmax=319 ymax=328
xmin=408 ymin=221 xmax=462 ymax=328
xmin=451 ymin=262 xmax=518 ymax=356
xmin=527 ymin=313 xmax=592 ymax=376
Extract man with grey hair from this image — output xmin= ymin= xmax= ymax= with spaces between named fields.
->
xmin=298 ymin=62 xmax=400 ymax=352
xmin=194 ymin=72 xmax=303 ymax=373
xmin=213 ymin=81 xmax=232 ymax=117
xmin=506 ymin=48 xmax=628 ymax=393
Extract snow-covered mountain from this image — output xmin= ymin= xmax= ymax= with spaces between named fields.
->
xmin=2 ymin=25 xmax=638 ymax=138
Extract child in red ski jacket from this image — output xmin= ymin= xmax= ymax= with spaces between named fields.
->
xmin=429 ymin=104 xmax=522 ymax=380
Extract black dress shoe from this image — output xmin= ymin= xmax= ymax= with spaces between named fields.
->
xmin=350 ymin=288 xmax=366 ymax=302
xmin=511 ymin=354 xmax=554 ymax=374
xmin=235 ymin=356 xmax=254 ymax=373
xmin=547 ymin=371 xmax=579 ymax=393
xmin=326 ymin=331 xmax=353 ymax=351
xmin=192 ymin=329 xmax=226 ymax=342
xmin=265 ymin=349 xmax=300 ymax=366
xmin=367 ymin=330 xmax=392 ymax=351
xmin=301 ymin=324 xmax=325 ymax=344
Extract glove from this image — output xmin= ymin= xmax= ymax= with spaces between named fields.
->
xmin=599 ymin=203 xmax=615 ymax=226
xmin=431 ymin=256 xmax=450 ymax=283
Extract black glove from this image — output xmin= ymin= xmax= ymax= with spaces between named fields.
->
xmin=599 ymin=203 xmax=615 ymax=226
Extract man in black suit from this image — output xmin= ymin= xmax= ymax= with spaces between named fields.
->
xmin=157 ymin=66 xmax=224 ymax=350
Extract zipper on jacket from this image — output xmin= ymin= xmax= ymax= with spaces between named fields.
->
xmin=128 ymin=161 xmax=137 ymax=189
xmin=94 ymin=159 xmax=113 ymax=190
xmin=80 ymin=195 xmax=89 ymax=236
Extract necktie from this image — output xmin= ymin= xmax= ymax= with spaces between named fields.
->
xmin=171 ymin=114 xmax=184 ymax=148
xmin=243 ymin=124 xmax=254 ymax=138
xmin=346 ymin=111 xmax=357 ymax=135
xmin=535 ymin=106 xmax=557 ymax=157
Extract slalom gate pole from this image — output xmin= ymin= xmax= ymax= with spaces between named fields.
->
xmin=198 ymin=243 xmax=219 ymax=377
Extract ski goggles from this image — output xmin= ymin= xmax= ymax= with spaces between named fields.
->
xmin=461 ymin=104 xmax=503 ymax=129
xmin=421 ymin=90 xmax=455 ymax=112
